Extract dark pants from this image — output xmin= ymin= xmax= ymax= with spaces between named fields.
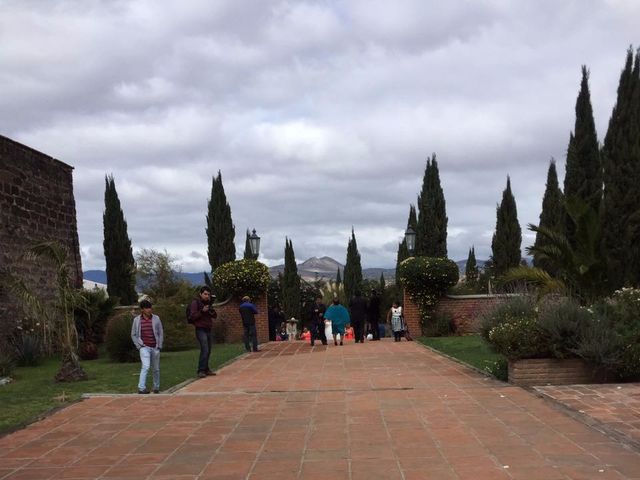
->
xmin=394 ymin=331 xmax=402 ymax=342
xmin=244 ymin=323 xmax=258 ymax=352
xmin=195 ymin=327 xmax=212 ymax=373
xmin=311 ymin=324 xmax=327 ymax=346
xmin=353 ymin=321 xmax=364 ymax=343
xmin=370 ymin=320 xmax=380 ymax=340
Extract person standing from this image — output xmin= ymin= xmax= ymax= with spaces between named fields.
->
xmin=286 ymin=318 xmax=298 ymax=341
xmin=324 ymin=298 xmax=350 ymax=346
xmin=368 ymin=290 xmax=381 ymax=341
xmin=131 ymin=299 xmax=164 ymax=394
xmin=239 ymin=295 xmax=259 ymax=352
xmin=387 ymin=301 xmax=404 ymax=342
xmin=310 ymin=296 xmax=327 ymax=346
xmin=349 ymin=291 xmax=368 ymax=343
xmin=189 ymin=286 xmax=217 ymax=378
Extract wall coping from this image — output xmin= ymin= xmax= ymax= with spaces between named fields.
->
xmin=445 ymin=293 xmax=524 ymax=300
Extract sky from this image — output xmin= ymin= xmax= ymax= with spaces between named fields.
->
xmin=1 ymin=0 xmax=638 ymax=272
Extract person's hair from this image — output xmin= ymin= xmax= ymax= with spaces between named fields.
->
xmin=200 ymin=286 xmax=211 ymax=294
xmin=315 ymin=295 xmax=322 ymax=300
xmin=393 ymin=300 xmax=399 ymax=306
xmin=332 ymin=298 xmax=340 ymax=305
xmin=139 ymin=299 xmax=152 ymax=309
xmin=242 ymin=295 xmax=250 ymax=302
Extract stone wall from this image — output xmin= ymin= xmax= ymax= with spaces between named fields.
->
xmin=0 ymin=135 xmax=82 ymax=342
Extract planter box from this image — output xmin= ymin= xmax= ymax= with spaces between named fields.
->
xmin=508 ymin=358 xmax=593 ymax=387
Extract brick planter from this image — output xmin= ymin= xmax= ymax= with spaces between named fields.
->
xmin=508 ymin=358 xmax=593 ymax=387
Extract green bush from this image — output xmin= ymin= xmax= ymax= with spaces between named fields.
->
xmin=398 ymin=257 xmax=459 ymax=322
xmin=536 ymin=298 xmax=591 ymax=359
xmin=213 ymin=259 xmax=270 ymax=300
xmin=105 ymin=313 xmax=138 ymax=363
xmin=0 ymin=347 xmax=15 ymax=377
xmin=479 ymin=295 xmax=536 ymax=342
xmin=424 ymin=311 xmax=455 ymax=337
xmin=153 ymin=302 xmax=197 ymax=352
xmin=487 ymin=317 xmax=549 ymax=360
xmin=75 ymin=288 xmax=116 ymax=344
xmin=11 ymin=334 xmax=42 ymax=367
xmin=483 ymin=358 xmax=508 ymax=381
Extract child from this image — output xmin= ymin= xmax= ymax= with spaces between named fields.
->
xmin=301 ymin=327 xmax=311 ymax=341
xmin=387 ymin=301 xmax=404 ymax=342
xmin=286 ymin=318 xmax=298 ymax=341
xmin=344 ymin=325 xmax=354 ymax=340
xmin=278 ymin=322 xmax=288 ymax=341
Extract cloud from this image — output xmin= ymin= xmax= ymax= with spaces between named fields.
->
xmin=1 ymin=0 xmax=636 ymax=271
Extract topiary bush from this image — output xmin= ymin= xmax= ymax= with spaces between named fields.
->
xmin=105 ymin=312 xmax=138 ymax=363
xmin=398 ymin=257 xmax=459 ymax=324
xmin=213 ymin=259 xmax=270 ymax=300
xmin=153 ymin=301 xmax=197 ymax=351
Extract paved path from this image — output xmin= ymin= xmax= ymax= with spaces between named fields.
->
xmin=535 ymin=384 xmax=640 ymax=450
xmin=1 ymin=340 xmax=640 ymax=479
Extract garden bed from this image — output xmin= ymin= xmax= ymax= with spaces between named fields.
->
xmin=508 ymin=357 xmax=593 ymax=387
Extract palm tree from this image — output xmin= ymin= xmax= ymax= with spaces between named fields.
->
xmin=501 ymin=197 xmax=607 ymax=304
xmin=11 ymin=242 xmax=88 ymax=381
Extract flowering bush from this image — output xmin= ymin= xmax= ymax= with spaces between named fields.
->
xmin=398 ymin=257 xmax=458 ymax=323
xmin=213 ymin=259 xmax=270 ymax=300
xmin=488 ymin=318 xmax=549 ymax=360
xmin=479 ymin=295 xmax=537 ymax=342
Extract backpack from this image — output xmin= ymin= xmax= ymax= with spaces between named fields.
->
xmin=186 ymin=302 xmax=195 ymax=324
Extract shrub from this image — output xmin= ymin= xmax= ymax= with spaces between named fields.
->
xmin=153 ymin=302 xmax=196 ymax=352
xmin=573 ymin=315 xmax=623 ymax=378
xmin=11 ymin=334 xmax=42 ymax=367
xmin=479 ymin=295 xmax=536 ymax=342
xmin=0 ymin=347 xmax=15 ymax=377
xmin=483 ymin=358 xmax=508 ymax=381
xmin=213 ymin=259 xmax=270 ymax=300
xmin=212 ymin=320 xmax=227 ymax=344
xmin=105 ymin=312 xmax=138 ymax=363
xmin=75 ymin=288 xmax=116 ymax=345
xmin=536 ymin=298 xmax=591 ymax=358
xmin=424 ymin=311 xmax=455 ymax=337
xmin=487 ymin=317 xmax=549 ymax=360
xmin=398 ymin=257 xmax=459 ymax=323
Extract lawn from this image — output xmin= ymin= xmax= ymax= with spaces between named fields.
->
xmin=0 ymin=344 xmax=246 ymax=433
xmin=418 ymin=335 xmax=508 ymax=381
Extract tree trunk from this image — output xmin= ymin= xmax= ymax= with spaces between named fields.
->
xmin=55 ymin=352 xmax=88 ymax=382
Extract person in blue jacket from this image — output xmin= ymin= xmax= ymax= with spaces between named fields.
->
xmin=239 ymin=295 xmax=259 ymax=352
xmin=323 ymin=298 xmax=350 ymax=346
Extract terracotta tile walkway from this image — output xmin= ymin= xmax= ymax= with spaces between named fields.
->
xmin=2 ymin=340 xmax=640 ymax=479
xmin=535 ymin=384 xmax=640 ymax=450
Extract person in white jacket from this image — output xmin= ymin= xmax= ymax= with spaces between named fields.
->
xmin=286 ymin=318 xmax=298 ymax=341
xmin=131 ymin=299 xmax=164 ymax=394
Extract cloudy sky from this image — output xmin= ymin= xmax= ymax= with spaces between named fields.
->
xmin=1 ymin=1 xmax=638 ymax=271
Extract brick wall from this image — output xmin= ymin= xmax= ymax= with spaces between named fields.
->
xmin=215 ymin=294 xmax=268 ymax=344
xmin=0 ymin=135 xmax=82 ymax=342
xmin=403 ymin=293 xmax=511 ymax=336
xmin=508 ymin=358 xmax=593 ymax=387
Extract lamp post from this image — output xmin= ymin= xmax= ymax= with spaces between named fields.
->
xmin=404 ymin=226 xmax=416 ymax=256
xmin=248 ymin=229 xmax=260 ymax=258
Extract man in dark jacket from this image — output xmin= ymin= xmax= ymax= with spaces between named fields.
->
xmin=239 ymin=295 xmax=259 ymax=352
xmin=310 ymin=296 xmax=327 ymax=346
xmin=368 ymin=290 xmax=381 ymax=341
xmin=189 ymin=286 xmax=217 ymax=378
xmin=349 ymin=291 xmax=368 ymax=343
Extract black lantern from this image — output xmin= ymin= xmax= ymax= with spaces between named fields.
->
xmin=249 ymin=229 xmax=260 ymax=257
xmin=404 ymin=226 xmax=416 ymax=255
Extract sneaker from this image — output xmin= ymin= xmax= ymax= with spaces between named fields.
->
xmin=340 ymin=340 xmax=343 ymax=346
xmin=152 ymin=388 xmax=160 ymax=394
xmin=197 ymin=371 xmax=207 ymax=378
xmin=138 ymin=388 xmax=150 ymax=394
xmin=205 ymin=370 xmax=217 ymax=376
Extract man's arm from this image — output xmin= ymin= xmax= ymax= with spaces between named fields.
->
xmin=190 ymin=300 xmax=203 ymax=321
xmin=131 ymin=317 xmax=143 ymax=349
xmin=156 ymin=317 xmax=164 ymax=350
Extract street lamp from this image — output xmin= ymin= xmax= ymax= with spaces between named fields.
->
xmin=404 ymin=226 xmax=416 ymax=255
xmin=249 ymin=229 xmax=260 ymax=258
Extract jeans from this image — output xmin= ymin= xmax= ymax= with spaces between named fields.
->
xmin=243 ymin=323 xmax=258 ymax=352
xmin=353 ymin=321 xmax=364 ymax=343
xmin=195 ymin=327 xmax=213 ymax=373
xmin=138 ymin=346 xmax=160 ymax=390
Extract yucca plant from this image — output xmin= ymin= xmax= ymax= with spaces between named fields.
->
xmin=10 ymin=242 xmax=88 ymax=382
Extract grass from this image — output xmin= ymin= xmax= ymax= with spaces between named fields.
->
xmin=0 ymin=344 xmax=245 ymax=434
xmin=418 ymin=335 xmax=508 ymax=381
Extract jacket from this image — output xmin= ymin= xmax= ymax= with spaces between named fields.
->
xmin=349 ymin=296 xmax=368 ymax=323
xmin=189 ymin=298 xmax=217 ymax=329
xmin=239 ymin=301 xmax=258 ymax=326
xmin=131 ymin=314 xmax=164 ymax=350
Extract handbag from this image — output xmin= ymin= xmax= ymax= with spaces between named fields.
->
xmin=401 ymin=316 xmax=413 ymax=341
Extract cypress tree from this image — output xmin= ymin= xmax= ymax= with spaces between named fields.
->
xmin=416 ymin=154 xmax=448 ymax=257
xmin=203 ymin=272 xmax=212 ymax=287
xmin=602 ymin=48 xmax=640 ymax=288
xmin=243 ymin=229 xmax=257 ymax=260
xmin=395 ymin=205 xmax=415 ymax=285
xmin=335 ymin=267 xmax=342 ymax=287
xmin=491 ymin=177 xmax=522 ymax=277
xmin=103 ymin=175 xmax=137 ymax=305
xmin=206 ymin=171 xmax=236 ymax=272
xmin=282 ymin=238 xmax=301 ymax=318
xmin=465 ymin=246 xmax=478 ymax=285
xmin=379 ymin=272 xmax=386 ymax=294
xmin=533 ymin=160 xmax=565 ymax=275
xmin=343 ymin=229 xmax=363 ymax=301
xmin=564 ymin=67 xmax=602 ymax=247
